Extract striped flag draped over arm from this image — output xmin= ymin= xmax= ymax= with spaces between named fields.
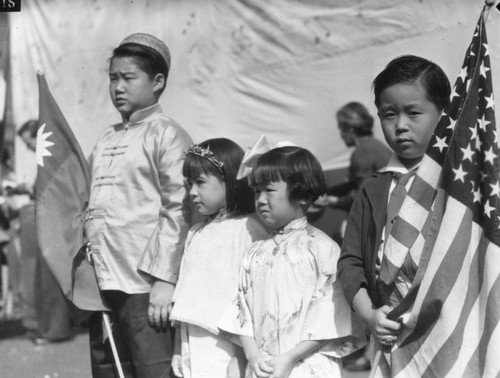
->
xmin=375 ymin=6 xmax=500 ymax=378
xmin=35 ymin=72 xmax=108 ymax=312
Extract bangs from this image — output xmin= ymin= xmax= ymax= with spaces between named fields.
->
xmin=250 ymin=146 xmax=326 ymax=203
xmin=250 ymin=155 xmax=288 ymax=186
xmin=183 ymin=154 xmax=222 ymax=180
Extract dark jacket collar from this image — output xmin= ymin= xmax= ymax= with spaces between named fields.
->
xmin=363 ymin=172 xmax=393 ymax=226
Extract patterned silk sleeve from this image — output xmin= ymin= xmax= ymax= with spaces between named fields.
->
xmin=300 ymin=235 xmax=366 ymax=358
xmin=218 ymin=247 xmax=257 ymax=338
xmin=300 ymin=238 xmax=340 ymax=342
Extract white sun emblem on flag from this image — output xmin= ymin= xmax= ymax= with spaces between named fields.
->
xmin=36 ymin=123 xmax=55 ymax=167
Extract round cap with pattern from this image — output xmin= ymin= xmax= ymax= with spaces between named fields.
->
xmin=119 ymin=33 xmax=170 ymax=70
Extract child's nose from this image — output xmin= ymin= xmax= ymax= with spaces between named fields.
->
xmin=395 ymin=116 xmax=409 ymax=132
xmin=115 ymin=79 xmax=126 ymax=92
xmin=255 ymin=192 xmax=265 ymax=204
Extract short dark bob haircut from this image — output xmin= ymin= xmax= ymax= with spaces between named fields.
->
xmin=183 ymin=138 xmax=255 ymax=216
xmin=251 ymin=146 xmax=326 ymax=203
xmin=373 ymin=54 xmax=451 ymax=112
xmin=337 ymin=102 xmax=374 ymax=137
xmin=110 ymin=43 xmax=169 ymax=95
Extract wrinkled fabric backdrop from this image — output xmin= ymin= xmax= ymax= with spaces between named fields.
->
xmin=7 ymin=0 xmax=500 ymax=183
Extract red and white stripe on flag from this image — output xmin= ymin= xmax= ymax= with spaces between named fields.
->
xmin=376 ymin=7 xmax=500 ymax=378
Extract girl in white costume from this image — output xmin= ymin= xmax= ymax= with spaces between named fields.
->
xmin=170 ymin=138 xmax=268 ymax=378
xmin=220 ymin=146 xmax=364 ymax=378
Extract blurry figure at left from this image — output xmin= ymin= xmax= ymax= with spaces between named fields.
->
xmin=13 ymin=119 xmax=74 ymax=345
xmin=0 ymin=146 xmax=19 ymax=320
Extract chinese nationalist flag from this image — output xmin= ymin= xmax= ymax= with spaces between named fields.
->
xmin=375 ymin=6 xmax=500 ymax=377
xmin=35 ymin=72 xmax=108 ymax=312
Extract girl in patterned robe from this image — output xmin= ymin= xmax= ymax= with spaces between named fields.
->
xmin=220 ymin=146 xmax=363 ymax=378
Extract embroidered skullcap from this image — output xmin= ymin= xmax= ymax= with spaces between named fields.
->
xmin=119 ymin=33 xmax=171 ymax=71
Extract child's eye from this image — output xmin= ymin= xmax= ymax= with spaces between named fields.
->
xmin=383 ymin=112 xmax=396 ymax=119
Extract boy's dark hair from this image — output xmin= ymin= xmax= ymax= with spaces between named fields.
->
xmin=111 ymin=43 xmax=169 ymax=95
xmin=183 ymin=138 xmax=255 ymax=216
xmin=17 ymin=119 xmax=38 ymax=138
xmin=251 ymin=146 xmax=326 ymax=203
xmin=373 ymin=55 xmax=451 ymax=111
xmin=337 ymin=102 xmax=374 ymax=137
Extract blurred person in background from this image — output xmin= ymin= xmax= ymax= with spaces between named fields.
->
xmin=0 ymin=146 xmax=20 ymax=320
xmin=311 ymin=102 xmax=391 ymax=233
xmin=311 ymin=102 xmax=391 ymax=372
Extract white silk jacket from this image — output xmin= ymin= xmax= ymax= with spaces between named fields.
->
xmin=85 ymin=104 xmax=193 ymax=293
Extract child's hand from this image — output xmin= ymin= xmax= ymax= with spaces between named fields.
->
xmin=148 ymin=280 xmax=175 ymax=331
xmin=248 ymin=350 xmax=274 ymax=378
xmin=171 ymin=353 xmax=183 ymax=377
xmin=266 ymin=353 xmax=295 ymax=378
xmin=368 ymin=305 xmax=401 ymax=347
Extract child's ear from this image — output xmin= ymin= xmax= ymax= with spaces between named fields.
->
xmin=152 ymin=73 xmax=166 ymax=93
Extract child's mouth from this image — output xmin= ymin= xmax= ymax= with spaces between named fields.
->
xmin=396 ymin=138 xmax=411 ymax=145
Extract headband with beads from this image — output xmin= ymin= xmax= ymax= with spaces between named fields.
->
xmin=184 ymin=144 xmax=225 ymax=174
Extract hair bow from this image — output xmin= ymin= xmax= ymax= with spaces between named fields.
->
xmin=236 ymin=135 xmax=297 ymax=180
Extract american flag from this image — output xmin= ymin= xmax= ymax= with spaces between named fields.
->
xmin=377 ymin=7 xmax=500 ymax=378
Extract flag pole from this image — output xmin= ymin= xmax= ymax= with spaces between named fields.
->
xmin=102 ymin=312 xmax=125 ymax=378
xmin=369 ymin=345 xmax=383 ymax=378
xmin=483 ymin=0 xmax=494 ymax=23
xmin=85 ymin=243 xmax=125 ymax=378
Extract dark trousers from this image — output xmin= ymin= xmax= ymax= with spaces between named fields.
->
xmin=89 ymin=291 xmax=174 ymax=378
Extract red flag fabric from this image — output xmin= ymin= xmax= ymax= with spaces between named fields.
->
xmin=35 ymin=72 xmax=108 ymax=312
xmin=376 ymin=6 xmax=500 ymax=377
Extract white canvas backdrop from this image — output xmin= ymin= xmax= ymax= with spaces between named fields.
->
xmin=8 ymin=0 xmax=500 ymax=184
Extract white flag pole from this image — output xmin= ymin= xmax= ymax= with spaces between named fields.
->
xmin=102 ymin=312 xmax=125 ymax=378
xmin=85 ymin=243 xmax=125 ymax=378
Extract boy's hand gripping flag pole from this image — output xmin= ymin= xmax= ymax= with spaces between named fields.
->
xmin=35 ymin=72 xmax=123 ymax=377
xmin=370 ymin=2 xmax=499 ymax=377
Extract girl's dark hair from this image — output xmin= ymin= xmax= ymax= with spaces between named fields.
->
xmin=110 ymin=43 xmax=169 ymax=95
xmin=337 ymin=102 xmax=374 ymax=137
xmin=373 ymin=55 xmax=451 ymax=111
xmin=251 ymin=146 xmax=326 ymax=203
xmin=183 ymin=138 xmax=255 ymax=216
